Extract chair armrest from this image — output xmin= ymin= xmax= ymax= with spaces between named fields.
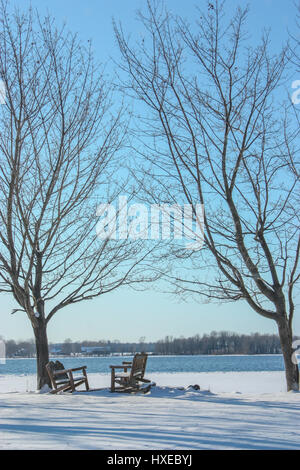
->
xmin=70 ymin=366 xmax=87 ymax=372
xmin=110 ymin=365 xmax=132 ymax=369
xmin=53 ymin=369 xmax=70 ymax=377
xmin=122 ymin=361 xmax=132 ymax=365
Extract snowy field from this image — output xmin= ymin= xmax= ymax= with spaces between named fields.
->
xmin=0 ymin=371 xmax=299 ymax=450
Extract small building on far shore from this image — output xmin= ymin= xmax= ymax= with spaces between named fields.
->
xmin=81 ymin=346 xmax=111 ymax=356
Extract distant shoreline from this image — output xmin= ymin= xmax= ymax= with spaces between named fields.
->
xmin=3 ymin=353 xmax=285 ymax=359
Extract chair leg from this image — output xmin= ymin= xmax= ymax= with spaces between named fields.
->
xmin=69 ymin=372 xmax=75 ymax=392
xmin=82 ymin=368 xmax=89 ymax=391
xmin=111 ymin=369 xmax=115 ymax=392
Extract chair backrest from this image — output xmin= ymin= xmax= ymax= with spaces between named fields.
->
xmin=130 ymin=353 xmax=148 ymax=380
xmin=46 ymin=360 xmax=68 ymax=386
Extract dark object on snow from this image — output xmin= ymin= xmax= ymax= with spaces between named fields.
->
xmin=187 ymin=384 xmax=200 ymax=390
xmin=46 ymin=360 xmax=89 ymax=394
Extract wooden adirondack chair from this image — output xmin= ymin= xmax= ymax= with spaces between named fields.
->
xmin=110 ymin=352 xmax=154 ymax=392
xmin=46 ymin=360 xmax=90 ymax=394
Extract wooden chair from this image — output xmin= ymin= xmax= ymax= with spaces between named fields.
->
xmin=46 ymin=360 xmax=90 ymax=394
xmin=110 ymin=352 xmax=154 ymax=393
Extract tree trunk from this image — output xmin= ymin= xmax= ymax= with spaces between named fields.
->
xmin=33 ymin=320 xmax=51 ymax=390
xmin=277 ymin=316 xmax=299 ymax=391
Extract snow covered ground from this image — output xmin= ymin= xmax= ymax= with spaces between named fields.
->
xmin=0 ymin=371 xmax=299 ymax=450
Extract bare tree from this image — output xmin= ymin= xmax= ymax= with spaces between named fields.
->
xmin=0 ymin=2 xmax=156 ymax=389
xmin=289 ymin=1 xmax=300 ymax=73
xmin=115 ymin=0 xmax=300 ymax=390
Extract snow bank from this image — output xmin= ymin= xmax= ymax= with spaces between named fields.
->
xmin=0 ymin=371 xmax=299 ymax=450
xmin=0 ymin=370 xmax=288 ymax=394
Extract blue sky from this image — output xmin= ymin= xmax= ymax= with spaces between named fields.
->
xmin=0 ymin=0 xmax=299 ymax=343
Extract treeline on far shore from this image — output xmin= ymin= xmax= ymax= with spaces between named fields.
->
xmin=4 ymin=331 xmax=299 ymax=358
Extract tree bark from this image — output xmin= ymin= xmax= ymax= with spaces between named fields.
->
xmin=33 ymin=320 xmax=51 ymax=390
xmin=277 ymin=316 xmax=299 ymax=391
